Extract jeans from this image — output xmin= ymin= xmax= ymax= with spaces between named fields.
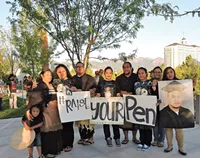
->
xmin=28 ymin=133 xmax=41 ymax=148
xmin=153 ymin=120 xmax=165 ymax=142
xmin=139 ymin=129 xmax=152 ymax=146
xmin=103 ymin=125 xmax=120 ymax=140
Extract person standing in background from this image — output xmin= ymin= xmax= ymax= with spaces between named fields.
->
xmin=96 ymin=66 xmax=121 ymax=147
xmin=0 ymin=79 xmax=4 ymax=111
xmin=7 ymin=74 xmax=18 ymax=109
xmin=151 ymin=66 xmax=165 ymax=147
xmin=116 ymin=62 xmax=140 ymax=145
xmin=72 ymin=62 xmax=96 ymax=145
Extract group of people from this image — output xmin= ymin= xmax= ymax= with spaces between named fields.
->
xmin=20 ymin=61 xmax=190 ymax=158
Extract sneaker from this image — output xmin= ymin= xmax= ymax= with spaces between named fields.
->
xmin=142 ymin=144 xmax=150 ymax=151
xmin=46 ymin=154 xmax=56 ymax=158
xmin=106 ymin=137 xmax=113 ymax=147
xmin=137 ymin=144 xmax=143 ymax=151
xmin=115 ymin=139 xmax=121 ymax=147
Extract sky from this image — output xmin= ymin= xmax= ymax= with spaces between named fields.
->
xmin=0 ymin=0 xmax=200 ymax=61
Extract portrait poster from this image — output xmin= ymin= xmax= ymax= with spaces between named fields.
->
xmin=90 ymin=97 xmax=124 ymax=125
xmin=158 ymin=79 xmax=195 ymax=128
xmin=57 ymin=91 xmax=91 ymax=123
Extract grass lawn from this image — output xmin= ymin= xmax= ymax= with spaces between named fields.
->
xmin=0 ymin=95 xmax=27 ymax=119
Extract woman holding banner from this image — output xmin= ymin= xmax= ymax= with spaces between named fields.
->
xmin=96 ymin=66 xmax=121 ymax=147
xmin=162 ymin=67 xmax=187 ymax=156
xmin=54 ymin=64 xmax=77 ymax=152
xmin=133 ymin=67 xmax=153 ymax=151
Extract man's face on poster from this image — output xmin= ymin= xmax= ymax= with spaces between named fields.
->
xmin=168 ymin=90 xmax=183 ymax=108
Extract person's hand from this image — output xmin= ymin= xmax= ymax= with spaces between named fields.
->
xmin=156 ymin=103 xmax=160 ymax=106
xmin=26 ymin=110 xmax=33 ymax=121
xmin=116 ymin=93 xmax=121 ymax=97
xmin=120 ymin=91 xmax=128 ymax=95
xmin=32 ymin=79 xmax=38 ymax=89
xmin=76 ymin=89 xmax=82 ymax=92
xmin=152 ymin=86 xmax=156 ymax=91
xmin=71 ymin=86 xmax=77 ymax=92
xmin=90 ymin=89 xmax=95 ymax=96
xmin=96 ymin=93 xmax=101 ymax=97
xmin=30 ymin=127 xmax=34 ymax=131
xmin=24 ymin=123 xmax=31 ymax=131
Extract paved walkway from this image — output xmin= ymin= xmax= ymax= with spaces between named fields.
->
xmin=0 ymin=118 xmax=200 ymax=158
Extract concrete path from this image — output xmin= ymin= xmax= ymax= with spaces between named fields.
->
xmin=0 ymin=118 xmax=200 ymax=158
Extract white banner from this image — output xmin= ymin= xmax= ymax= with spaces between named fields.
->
xmin=90 ymin=97 xmax=124 ymax=125
xmin=57 ymin=91 xmax=91 ymax=123
xmin=124 ymin=95 xmax=157 ymax=126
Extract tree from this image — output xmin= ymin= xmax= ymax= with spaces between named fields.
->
xmin=175 ymin=55 xmax=199 ymax=79
xmin=7 ymin=0 xmax=179 ymax=69
xmin=175 ymin=55 xmax=200 ymax=95
xmin=0 ymin=26 xmax=19 ymax=74
xmin=0 ymin=48 xmax=10 ymax=80
xmin=11 ymin=16 xmax=57 ymax=78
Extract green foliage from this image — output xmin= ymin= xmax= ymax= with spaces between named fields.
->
xmin=0 ymin=95 xmax=26 ymax=119
xmin=7 ymin=0 xmax=178 ymax=69
xmin=175 ymin=55 xmax=200 ymax=95
xmin=0 ymin=49 xmax=10 ymax=80
xmin=86 ymin=66 xmax=94 ymax=77
xmin=11 ymin=16 xmax=57 ymax=77
xmin=70 ymin=69 xmax=76 ymax=76
xmin=0 ymin=26 xmax=19 ymax=74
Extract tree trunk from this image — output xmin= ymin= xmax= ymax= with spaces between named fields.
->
xmin=83 ymin=44 xmax=92 ymax=70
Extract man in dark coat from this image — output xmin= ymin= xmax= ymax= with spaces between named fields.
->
xmin=160 ymin=80 xmax=194 ymax=128
xmin=72 ymin=62 xmax=96 ymax=145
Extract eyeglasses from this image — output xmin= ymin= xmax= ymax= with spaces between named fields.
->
xmin=154 ymin=72 xmax=161 ymax=74
xmin=76 ymin=66 xmax=84 ymax=68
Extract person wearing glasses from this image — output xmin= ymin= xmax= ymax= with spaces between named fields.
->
xmin=72 ymin=62 xmax=96 ymax=145
xmin=151 ymin=66 xmax=165 ymax=148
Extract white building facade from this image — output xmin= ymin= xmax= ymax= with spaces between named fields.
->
xmin=164 ymin=38 xmax=200 ymax=68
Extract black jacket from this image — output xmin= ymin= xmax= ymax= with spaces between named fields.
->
xmin=160 ymin=106 xmax=195 ymax=128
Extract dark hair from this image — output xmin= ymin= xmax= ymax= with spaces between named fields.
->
xmin=54 ymin=64 xmax=72 ymax=79
xmin=137 ymin=67 xmax=148 ymax=81
xmin=153 ymin=66 xmax=162 ymax=73
xmin=30 ymin=104 xmax=42 ymax=115
xmin=104 ymin=66 xmax=113 ymax=73
xmin=122 ymin=62 xmax=132 ymax=68
xmin=40 ymin=69 xmax=53 ymax=83
xmin=40 ymin=69 xmax=52 ymax=75
xmin=162 ymin=66 xmax=178 ymax=80
xmin=76 ymin=62 xmax=84 ymax=67
xmin=8 ymin=74 xmax=15 ymax=80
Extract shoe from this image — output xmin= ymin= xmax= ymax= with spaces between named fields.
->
xmin=164 ymin=147 xmax=173 ymax=153
xmin=151 ymin=141 xmax=158 ymax=146
xmin=121 ymin=139 xmax=129 ymax=144
xmin=46 ymin=154 xmax=56 ymax=158
xmin=64 ymin=146 xmax=73 ymax=152
xmin=158 ymin=142 xmax=164 ymax=147
xmin=178 ymin=149 xmax=187 ymax=156
xmin=106 ymin=137 xmax=113 ymax=147
xmin=137 ymin=144 xmax=143 ymax=151
xmin=115 ymin=139 xmax=121 ymax=147
xmin=142 ymin=144 xmax=150 ymax=151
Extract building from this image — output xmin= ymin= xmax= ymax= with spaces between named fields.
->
xmin=164 ymin=38 xmax=200 ymax=68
